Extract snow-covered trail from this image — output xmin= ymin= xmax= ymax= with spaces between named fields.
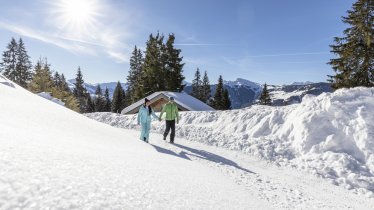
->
xmin=0 ymin=76 xmax=268 ymax=209
xmin=142 ymin=131 xmax=374 ymax=209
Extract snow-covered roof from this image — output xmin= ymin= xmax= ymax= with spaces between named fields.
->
xmin=121 ymin=91 xmax=215 ymax=114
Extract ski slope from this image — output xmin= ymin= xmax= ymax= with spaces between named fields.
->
xmin=1 ymin=75 xmax=374 ymax=209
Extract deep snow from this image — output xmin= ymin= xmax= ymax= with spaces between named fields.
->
xmin=2 ymin=75 xmax=374 ymax=209
xmin=87 ymin=87 xmax=374 ymax=197
xmin=0 ymin=76 xmax=267 ymax=209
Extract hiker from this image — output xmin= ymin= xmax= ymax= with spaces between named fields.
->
xmin=159 ymin=96 xmax=179 ymax=143
xmin=137 ymin=98 xmax=160 ymax=143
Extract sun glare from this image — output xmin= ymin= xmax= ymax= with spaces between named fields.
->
xmin=52 ymin=0 xmax=100 ymax=34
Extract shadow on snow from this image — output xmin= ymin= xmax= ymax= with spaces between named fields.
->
xmin=151 ymin=142 xmax=255 ymax=174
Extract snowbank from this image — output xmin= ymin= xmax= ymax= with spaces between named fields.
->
xmin=86 ymin=87 xmax=374 ymax=196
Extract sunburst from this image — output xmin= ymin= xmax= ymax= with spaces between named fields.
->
xmin=50 ymin=0 xmax=101 ymax=36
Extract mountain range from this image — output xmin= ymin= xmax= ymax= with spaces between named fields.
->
xmin=68 ymin=78 xmax=333 ymax=109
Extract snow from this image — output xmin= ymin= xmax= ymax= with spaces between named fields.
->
xmin=291 ymin=81 xmax=314 ymax=86
xmin=121 ymin=91 xmax=214 ymax=114
xmin=0 ymin=76 xmax=267 ymax=209
xmin=87 ymin=87 xmax=374 ymax=197
xmin=224 ymin=78 xmax=262 ymax=94
xmin=37 ymin=92 xmax=65 ymax=106
xmin=2 ymin=75 xmax=374 ymax=209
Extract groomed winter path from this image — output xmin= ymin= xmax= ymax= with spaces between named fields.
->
xmin=143 ymin=134 xmax=374 ymax=209
xmin=0 ymin=77 xmax=268 ymax=209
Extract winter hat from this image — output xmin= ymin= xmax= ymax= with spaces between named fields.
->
xmin=169 ymin=96 xmax=174 ymax=101
xmin=145 ymin=98 xmax=150 ymax=103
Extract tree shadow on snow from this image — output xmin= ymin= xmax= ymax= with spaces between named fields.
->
xmin=173 ymin=143 xmax=256 ymax=174
xmin=150 ymin=144 xmax=191 ymax=161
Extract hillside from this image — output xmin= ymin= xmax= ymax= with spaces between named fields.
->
xmin=0 ymin=75 xmax=267 ymax=209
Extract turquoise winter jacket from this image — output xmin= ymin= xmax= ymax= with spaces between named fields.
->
xmin=137 ymin=105 xmax=159 ymax=124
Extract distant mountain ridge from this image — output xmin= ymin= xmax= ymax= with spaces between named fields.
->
xmin=68 ymin=78 xmax=333 ymax=109
xmin=67 ymin=79 xmax=127 ymax=98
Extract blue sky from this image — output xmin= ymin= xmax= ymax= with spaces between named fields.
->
xmin=0 ymin=0 xmax=354 ymax=85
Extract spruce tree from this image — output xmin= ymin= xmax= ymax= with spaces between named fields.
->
xmin=85 ymin=95 xmax=95 ymax=113
xmin=164 ymin=33 xmax=185 ymax=92
xmin=191 ymin=68 xmax=202 ymax=100
xmin=211 ymin=75 xmax=224 ymax=110
xmin=1 ymin=38 xmax=18 ymax=82
xmin=259 ymin=83 xmax=272 ymax=105
xmin=127 ymin=45 xmax=144 ymax=102
xmin=201 ymin=71 xmax=211 ymax=103
xmin=73 ymin=67 xmax=89 ymax=113
xmin=111 ymin=81 xmax=126 ymax=113
xmin=60 ymin=74 xmax=71 ymax=92
xmin=15 ymin=38 xmax=33 ymax=88
xmin=327 ymin=0 xmax=374 ymax=88
xmin=53 ymin=71 xmax=61 ymax=87
xmin=104 ymin=87 xmax=111 ymax=112
xmin=94 ymin=85 xmax=106 ymax=112
xmin=28 ymin=58 xmax=53 ymax=93
xmin=143 ymin=33 xmax=164 ymax=95
xmin=222 ymin=89 xmax=231 ymax=110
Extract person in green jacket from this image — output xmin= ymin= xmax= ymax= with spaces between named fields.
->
xmin=159 ymin=96 xmax=179 ymax=143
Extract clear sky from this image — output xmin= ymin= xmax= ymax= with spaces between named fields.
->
xmin=0 ymin=0 xmax=355 ymax=85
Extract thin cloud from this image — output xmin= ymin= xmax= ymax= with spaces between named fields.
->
xmin=246 ymin=52 xmax=329 ymax=58
xmin=0 ymin=0 xmax=135 ymax=64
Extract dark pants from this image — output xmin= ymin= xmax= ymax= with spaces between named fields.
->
xmin=164 ymin=120 xmax=175 ymax=142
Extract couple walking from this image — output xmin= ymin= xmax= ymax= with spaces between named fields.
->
xmin=137 ymin=96 xmax=179 ymax=143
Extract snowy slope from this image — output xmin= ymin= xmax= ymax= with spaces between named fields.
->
xmin=0 ymin=76 xmax=268 ymax=209
xmin=87 ymin=87 xmax=374 ymax=197
xmin=268 ymin=83 xmax=333 ymax=105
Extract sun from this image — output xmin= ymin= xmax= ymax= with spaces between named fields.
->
xmin=51 ymin=0 xmax=100 ymax=35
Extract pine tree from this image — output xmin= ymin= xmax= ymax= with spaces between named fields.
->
xmin=73 ymin=67 xmax=89 ymax=113
xmin=222 ymin=89 xmax=231 ymax=110
xmin=191 ymin=68 xmax=202 ymax=100
xmin=111 ymin=81 xmax=126 ymax=113
xmin=201 ymin=71 xmax=211 ymax=103
xmin=104 ymin=87 xmax=111 ymax=112
xmin=143 ymin=33 xmax=164 ymax=95
xmin=259 ymin=83 xmax=272 ymax=105
xmin=85 ymin=95 xmax=95 ymax=113
xmin=60 ymin=74 xmax=71 ymax=92
xmin=1 ymin=38 xmax=18 ymax=82
xmin=28 ymin=58 xmax=53 ymax=93
xmin=94 ymin=85 xmax=106 ymax=112
xmin=211 ymin=75 xmax=224 ymax=110
xmin=53 ymin=71 xmax=61 ymax=87
xmin=15 ymin=38 xmax=33 ymax=88
xmin=127 ymin=45 xmax=144 ymax=102
xmin=327 ymin=0 xmax=374 ymax=88
xmin=164 ymin=33 xmax=185 ymax=92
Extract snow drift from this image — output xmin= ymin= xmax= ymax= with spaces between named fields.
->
xmin=87 ymin=87 xmax=374 ymax=196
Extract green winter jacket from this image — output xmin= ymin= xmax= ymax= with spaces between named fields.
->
xmin=160 ymin=102 xmax=179 ymax=121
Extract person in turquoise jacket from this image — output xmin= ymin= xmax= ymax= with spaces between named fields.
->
xmin=137 ymin=98 xmax=160 ymax=143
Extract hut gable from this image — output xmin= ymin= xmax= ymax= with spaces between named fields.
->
xmin=121 ymin=91 xmax=215 ymax=115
